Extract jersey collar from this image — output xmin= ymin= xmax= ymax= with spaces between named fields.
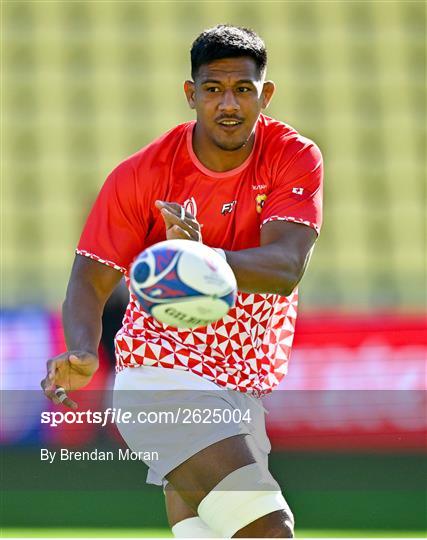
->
xmin=186 ymin=120 xmax=259 ymax=178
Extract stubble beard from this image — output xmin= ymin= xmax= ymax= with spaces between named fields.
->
xmin=212 ymin=135 xmax=249 ymax=152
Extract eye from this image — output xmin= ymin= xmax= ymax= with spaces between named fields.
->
xmin=237 ymin=87 xmax=251 ymax=93
xmin=206 ymin=86 xmax=220 ymax=93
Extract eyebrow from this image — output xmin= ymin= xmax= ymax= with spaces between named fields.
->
xmin=200 ymin=79 xmax=256 ymax=85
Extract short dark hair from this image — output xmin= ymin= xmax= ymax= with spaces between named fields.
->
xmin=190 ymin=24 xmax=267 ymax=80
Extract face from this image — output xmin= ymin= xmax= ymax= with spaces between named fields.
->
xmin=184 ymin=57 xmax=275 ymax=152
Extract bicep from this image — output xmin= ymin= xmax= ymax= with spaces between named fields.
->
xmin=68 ymin=254 xmax=124 ymax=305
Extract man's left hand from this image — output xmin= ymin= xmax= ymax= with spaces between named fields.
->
xmin=155 ymin=200 xmax=202 ymax=241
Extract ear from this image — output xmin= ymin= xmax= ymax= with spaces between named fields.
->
xmin=184 ymin=80 xmax=196 ymax=109
xmin=261 ymin=80 xmax=275 ymax=109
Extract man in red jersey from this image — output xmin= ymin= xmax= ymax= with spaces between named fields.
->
xmin=41 ymin=25 xmax=322 ymax=538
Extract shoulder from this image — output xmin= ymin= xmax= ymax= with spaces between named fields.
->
xmin=259 ymin=114 xmax=322 ymax=167
xmin=111 ymin=122 xmax=192 ymax=179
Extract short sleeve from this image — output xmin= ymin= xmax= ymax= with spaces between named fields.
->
xmin=261 ymin=139 xmax=323 ymax=234
xmin=77 ymin=160 xmax=148 ymax=273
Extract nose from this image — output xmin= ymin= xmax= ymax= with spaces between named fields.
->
xmin=218 ymin=89 xmax=240 ymax=113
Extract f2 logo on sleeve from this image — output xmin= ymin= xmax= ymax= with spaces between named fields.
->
xmin=221 ymin=201 xmax=237 ymax=215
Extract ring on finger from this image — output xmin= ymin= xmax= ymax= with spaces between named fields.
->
xmin=55 ymin=387 xmax=68 ymax=404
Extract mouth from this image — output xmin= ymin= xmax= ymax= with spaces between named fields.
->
xmin=216 ymin=118 xmax=243 ymax=131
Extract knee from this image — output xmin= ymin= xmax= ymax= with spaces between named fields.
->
xmin=197 ymin=463 xmax=294 ymax=538
xmin=279 ymin=522 xmax=294 ymax=538
xmin=285 ymin=524 xmax=294 ymax=538
xmin=237 ymin=508 xmax=295 ymax=538
xmin=284 ymin=506 xmax=295 ymax=537
xmin=280 ymin=508 xmax=295 ymax=538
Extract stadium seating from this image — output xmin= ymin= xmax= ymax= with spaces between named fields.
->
xmin=3 ymin=1 xmax=424 ymax=309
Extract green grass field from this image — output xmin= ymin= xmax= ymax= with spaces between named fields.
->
xmin=1 ymin=529 xmax=426 ymax=538
xmin=3 ymin=453 xmax=425 ymax=537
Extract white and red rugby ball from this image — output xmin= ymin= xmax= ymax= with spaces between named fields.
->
xmin=130 ymin=240 xmax=237 ymax=329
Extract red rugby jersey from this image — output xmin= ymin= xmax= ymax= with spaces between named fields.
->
xmin=77 ymin=114 xmax=323 ymax=395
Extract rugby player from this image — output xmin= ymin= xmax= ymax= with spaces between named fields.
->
xmin=41 ymin=25 xmax=323 ymax=538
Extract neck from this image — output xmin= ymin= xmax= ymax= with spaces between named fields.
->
xmin=192 ymin=123 xmax=255 ymax=173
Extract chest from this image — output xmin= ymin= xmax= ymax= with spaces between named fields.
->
xmin=146 ymin=169 xmax=270 ymax=250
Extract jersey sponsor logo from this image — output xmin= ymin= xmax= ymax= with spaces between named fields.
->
xmin=252 ymin=184 xmax=267 ymax=191
xmin=292 ymin=187 xmax=304 ymax=195
xmin=255 ymin=193 xmax=267 ymax=214
xmin=221 ymin=200 xmax=237 ymax=215
xmin=183 ymin=197 xmax=197 ymax=218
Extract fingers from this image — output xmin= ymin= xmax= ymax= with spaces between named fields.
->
xmin=41 ymin=378 xmax=78 ymax=410
xmin=157 ymin=206 xmax=201 ymax=242
xmin=162 ymin=208 xmax=199 ymax=238
xmin=54 ymin=387 xmax=77 ymax=410
xmin=41 ymin=353 xmax=84 ymax=409
xmin=62 ymin=396 xmax=78 ymax=410
xmin=41 ymin=377 xmax=77 ymax=409
xmin=157 ymin=200 xmax=205 ymax=242
xmin=155 ymin=200 xmax=196 ymax=220
xmin=47 ymin=358 xmax=57 ymax=383
xmin=155 ymin=200 xmax=190 ymax=216
xmin=41 ymin=376 xmax=60 ymax=405
xmin=41 ymin=358 xmax=58 ymax=398
xmin=170 ymin=225 xmax=192 ymax=239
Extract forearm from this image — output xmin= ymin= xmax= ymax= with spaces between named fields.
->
xmin=225 ymin=243 xmax=307 ymax=296
xmin=62 ymin=280 xmax=105 ymax=356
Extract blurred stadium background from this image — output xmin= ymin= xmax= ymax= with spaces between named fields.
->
xmin=1 ymin=1 xmax=426 ymax=537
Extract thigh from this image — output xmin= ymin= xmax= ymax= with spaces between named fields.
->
xmin=165 ymin=433 xmax=260 ymax=511
xmin=164 ymin=484 xmax=197 ymax=528
xmin=114 ymin=366 xmax=254 ymax=486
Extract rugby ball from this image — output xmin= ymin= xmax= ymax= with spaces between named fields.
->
xmin=130 ymin=240 xmax=237 ymax=329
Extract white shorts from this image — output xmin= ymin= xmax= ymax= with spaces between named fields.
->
xmin=113 ymin=366 xmax=271 ymax=486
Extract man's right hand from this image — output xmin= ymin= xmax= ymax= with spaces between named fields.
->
xmin=155 ymin=200 xmax=202 ymax=241
xmin=40 ymin=351 xmax=99 ymax=409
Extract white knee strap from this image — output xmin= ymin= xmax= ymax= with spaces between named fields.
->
xmin=197 ymin=463 xmax=293 ymax=538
